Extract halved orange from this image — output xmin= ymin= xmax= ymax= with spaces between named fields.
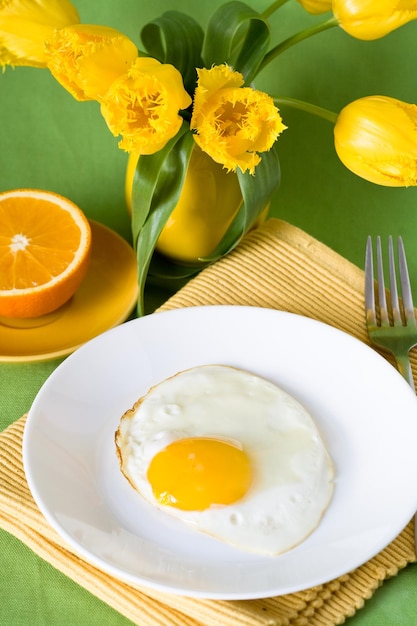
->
xmin=0 ymin=189 xmax=92 ymax=319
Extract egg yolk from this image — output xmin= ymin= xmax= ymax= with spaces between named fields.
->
xmin=147 ymin=437 xmax=252 ymax=511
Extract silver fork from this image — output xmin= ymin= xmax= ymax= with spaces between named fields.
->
xmin=365 ymin=236 xmax=417 ymax=390
xmin=365 ymin=236 xmax=417 ymax=545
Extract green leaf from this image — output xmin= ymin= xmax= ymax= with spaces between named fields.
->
xmin=141 ymin=11 xmax=204 ymax=94
xmin=201 ymin=145 xmax=281 ymax=262
xmin=149 ymin=253 xmax=203 ymax=281
xmin=202 ymin=1 xmax=270 ymax=84
xmin=131 ymin=125 xmax=195 ymax=316
xmin=130 ymin=149 xmax=173 ymax=240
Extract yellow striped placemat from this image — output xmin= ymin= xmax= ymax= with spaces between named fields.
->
xmin=1 ymin=219 xmax=415 ymax=625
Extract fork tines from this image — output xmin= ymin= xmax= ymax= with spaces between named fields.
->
xmin=366 ymin=235 xmax=415 ymax=327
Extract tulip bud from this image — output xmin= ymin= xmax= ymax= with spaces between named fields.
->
xmin=296 ymin=0 xmax=332 ymax=14
xmin=334 ymin=96 xmax=417 ymax=187
xmin=333 ymin=0 xmax=417 ymax=40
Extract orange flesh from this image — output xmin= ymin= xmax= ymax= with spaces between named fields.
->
xmin=0 ymin=190 xmax=91 ymax=318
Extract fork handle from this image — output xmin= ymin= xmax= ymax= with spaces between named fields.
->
xmin=394 ymin=354 xmax=416 ymax=392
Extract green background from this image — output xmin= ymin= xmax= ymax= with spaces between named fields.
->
xmin=1 ymin=1 xmax=416 ymax=623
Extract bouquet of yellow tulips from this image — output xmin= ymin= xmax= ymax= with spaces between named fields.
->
xmin=1 ymin=0 xmax=417 ymax=314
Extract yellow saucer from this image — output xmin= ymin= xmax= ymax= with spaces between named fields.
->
xmin=0 ymin=221 xmax=138 ymax=362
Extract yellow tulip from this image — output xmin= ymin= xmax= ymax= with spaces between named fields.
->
xmin=100 ymin=57 xmax=192 ymax=155
xmin=334 ymin=96 xmax=417 ymax=187
xmin=190 ymin=64 xmax=286 ymax=175
xmin=296 ymin=0 xmax=332 ymax=14
xmin=0 ymin=0 xmax=79 ymax=68
xmin=45 ymin=24 xmax=138 ymax=101
xmin=333 ymin=0 xmax=417 ymax=40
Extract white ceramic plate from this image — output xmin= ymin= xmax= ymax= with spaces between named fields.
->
xmin=23 ymin=306 xmax=417 ymax=599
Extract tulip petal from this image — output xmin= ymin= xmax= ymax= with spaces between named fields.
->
xmin=296 ymin=0 xmax=332 ymax=15
xmin=0 ymin=0 xmax=79 ymax=68
xmin=45 ymin=24 xmax=138 ymax=101
xmin=333 ymin=0 xmax=417 ymax=40
xmin=334 ymin=95 xmax=417 ymax=186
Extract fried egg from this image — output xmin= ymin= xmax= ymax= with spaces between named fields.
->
xmin=115 ymin=365 xmax=334 ymax=556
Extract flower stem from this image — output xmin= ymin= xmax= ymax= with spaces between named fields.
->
xmin=274 ymin=96 xmax=338 ymax=124
xmin=261 ymin=0 xmax=291 ymax=19
xmin=257 ymin=17 xmax=338 ymax=74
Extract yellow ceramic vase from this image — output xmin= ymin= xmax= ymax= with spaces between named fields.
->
xmin=125 ymin=145 xmax=267 ymax=265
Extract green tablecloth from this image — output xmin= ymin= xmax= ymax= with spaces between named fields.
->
xmin=1 ymin=1 xmax=417 ymax=624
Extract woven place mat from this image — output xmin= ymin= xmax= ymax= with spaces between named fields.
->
xmin=0 ymin=219 xmax=416 ymax=626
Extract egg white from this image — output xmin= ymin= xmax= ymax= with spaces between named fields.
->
xmin=115 ymin=364 xmax=334 ymax=556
